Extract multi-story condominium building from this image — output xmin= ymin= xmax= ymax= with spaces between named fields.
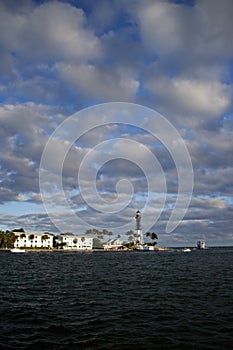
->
xmin=13 ymin=232 xmax=54 ymax=249
xmin=56 ymin=234 xmax=93 ymax=250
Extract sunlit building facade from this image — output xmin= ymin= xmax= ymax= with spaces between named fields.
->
xmin=14 ymin=232 xmax=54 ymax=249
xmin=55 ymin=234 xmax=93 ymax=250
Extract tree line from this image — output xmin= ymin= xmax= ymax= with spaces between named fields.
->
xmin=0 ymin=227 xmax=158 ymax=249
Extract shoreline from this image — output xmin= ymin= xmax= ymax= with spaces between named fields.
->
xmin=1 ymin=246 xmax=233 ymax=253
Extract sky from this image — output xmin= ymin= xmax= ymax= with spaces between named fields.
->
xmin=0 ymin=0 xmax=233 ymax=247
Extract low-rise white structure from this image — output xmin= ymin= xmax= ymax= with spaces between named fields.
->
xmin=56 ymin=234 xmax=93 ymax=250
xmin=103 ymin=238 xmax=123 ymax=250
xmin=13 ymin=232 xmax=54 ymax=249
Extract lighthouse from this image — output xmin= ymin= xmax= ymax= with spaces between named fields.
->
xmin=135 ymin=210 xmax=143 ymax=245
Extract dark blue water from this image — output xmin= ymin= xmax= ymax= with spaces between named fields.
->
xmin=0 ymin=249 xmax=232 ymax=349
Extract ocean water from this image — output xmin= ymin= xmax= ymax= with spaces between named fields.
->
xmin=0 ymin=249 xmax=232 ymax=350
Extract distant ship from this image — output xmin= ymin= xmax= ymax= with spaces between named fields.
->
xmin=197 ymin=240 xmax=205 ymax=249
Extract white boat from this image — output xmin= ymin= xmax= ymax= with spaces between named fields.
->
xmin=10 ymin=248 xmax=26 ymax=253
xmin=182 ymin=248 xmax=191 ymax=252
xmin=197 ymin=240 xmax=205 ymax=249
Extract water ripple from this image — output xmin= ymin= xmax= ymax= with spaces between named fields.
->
xmin=0 ymin=250 xmax=232 ymax=349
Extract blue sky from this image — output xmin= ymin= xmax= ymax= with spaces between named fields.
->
xmin=0 ymin=0 xmax=233 ymax=246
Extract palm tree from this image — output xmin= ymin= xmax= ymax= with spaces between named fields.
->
xmin=146 ymin=232 xmax=158 ymax=246
xmin=5 ymin=231 xmax=17 ymax=248
xmin=151 ymin=232 xmax=158 ymax=241
xmin=126 ymin=230 xmax=136 ymax=244
xmin=42 ymin=234 xmax=49 ymax=241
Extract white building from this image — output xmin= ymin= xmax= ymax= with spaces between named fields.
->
xmin=14 ymin=232 xmax=54 ymax=249
xmin=56 ymin=234 xmax=93 ymax=250
xmin=103 ymin=238 xmax=123 ymax=250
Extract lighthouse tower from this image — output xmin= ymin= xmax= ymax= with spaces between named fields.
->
xmin=135 ymin=210 xmax=143 ymax=245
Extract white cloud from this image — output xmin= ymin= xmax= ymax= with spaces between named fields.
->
xmin=135 ymin=0 xmax=233 ymax=126
xmin=0 ymin=1 xmax=101 ymax=62
xmin=0 ymin=103 xmax=64 ymax=202
xmin=138 ymin=1 xmax=188 ymax=55
xmin=137 ymin=0 xmax=233 ymax=60
xmin=146 ymin=76 xmax=231 ymax=118
xmin=56 ymin=62 xmax=139 ymax=101
xmin=196 ymin=0 xmax=233 ymax=57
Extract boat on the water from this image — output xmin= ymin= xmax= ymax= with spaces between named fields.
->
xmin=182 ymin=248 xmax=191 ymax=252
xmin=10 ymin=248 xmax=26 ymax=253
xmin=197 ymin=240 xmax=205 ymax=249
